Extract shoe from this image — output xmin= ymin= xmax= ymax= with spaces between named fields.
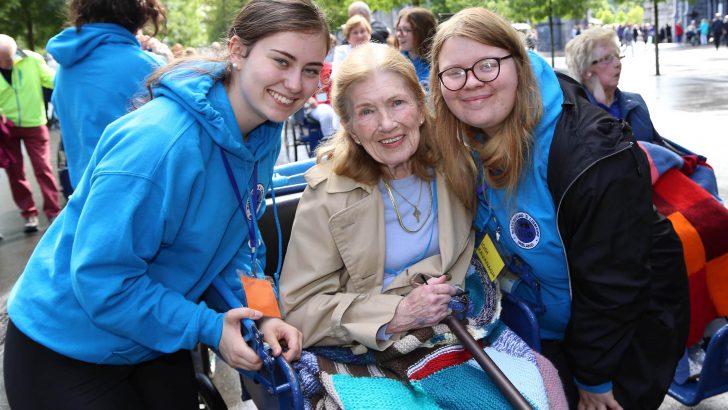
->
xmin=24 ymin=215 xmax=39 ymax=233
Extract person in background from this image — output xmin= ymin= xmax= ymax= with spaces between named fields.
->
xmin=0 ymin=34 xmax=60 ymax=232
xmin=394 ymin=7 xmax=437 ymax=94
xmin=47 ymin=0 xmax=168 ymax=192
xmin=306 ymin=34 xmax=339 ymax=139
xmin=710 ymin=13 xmax=724 ymax=50
xmin=430 ymin=8 xmax=689 ymax=409
xmin=699 ymin=18 xmax=710 ymax=45
xmin=347 ymin=1 xmax=389 ymax=44
xmin=332 ymin=14 xmax=372 ymax=74
xmin=3 ymin=0 xmax=329 ymax=408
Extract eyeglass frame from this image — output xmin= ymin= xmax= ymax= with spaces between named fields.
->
xmin=395 ymin=26 xmax=412 ymax=35
xmin=591 ymin=53 xmax=624 ymax=65
xmin=437 ymin=55 xmax=513 ymax=92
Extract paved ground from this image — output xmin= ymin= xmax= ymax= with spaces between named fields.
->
xmin=1 ymin=42 xmax=727 ymax=409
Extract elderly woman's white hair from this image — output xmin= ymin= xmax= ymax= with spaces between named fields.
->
xmin=564 ymin=26 xmax=620 ymax=82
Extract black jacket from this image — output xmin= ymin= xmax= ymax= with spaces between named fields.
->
xmin=549 ymin=73 xmax=690 ymax=409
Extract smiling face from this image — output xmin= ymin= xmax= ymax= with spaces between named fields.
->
xmin=588 ymin=41 xmax=622 ymax=95
xmin=348 ymin=23 xmax=371 ymax=47
xmin=438 ymin=36 xmax=518 ymax=136
xmin=344 ymin=70 xmax=424 ymax=179
xmin=226 ymin=31 xmax=327 ymax=133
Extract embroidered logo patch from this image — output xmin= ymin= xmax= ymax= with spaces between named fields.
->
xmin=509 ymin=212 xmax=540 ymax=249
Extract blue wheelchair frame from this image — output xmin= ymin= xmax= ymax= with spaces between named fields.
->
xmin=206 ymin=159 xmax=728 ymax=409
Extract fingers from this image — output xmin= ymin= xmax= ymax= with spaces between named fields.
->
xmin=226 ymin=307 xmax=263 ymax=322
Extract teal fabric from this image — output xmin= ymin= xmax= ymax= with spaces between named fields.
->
xmin=331 ymin=375 xmax=441 ymax=409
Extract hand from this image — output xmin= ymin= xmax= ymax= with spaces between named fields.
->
xmin=1 ymin=114 xmax=6 ymax=124
xmin=577 ymin=388 xmax=623 ymax=410
xmin=258 ymin=317 xmax=303 ymax=363
xmin=217 ymin=307 xmax=264 ymax=370
xmin=145 ymin=37 xmax=174 ymax=62
xmin=307 ymin=97 xmax=318 ymax=109
xmin=386 ymin=275 xmax=457 ymax=333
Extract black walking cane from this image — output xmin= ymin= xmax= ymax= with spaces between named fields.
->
xmin=445 ymin=293 xmax=533 ymax=410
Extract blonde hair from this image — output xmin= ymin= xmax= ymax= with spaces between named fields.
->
xmin=343 ymin=15 xmax=372 ymax=40
xmin=564 ymin=26 xmax=619 ymax=82
xmin=429 ymin=8 xmax=542 ymax=210
xmin=317 ymin=44 xmax=438 ymax=185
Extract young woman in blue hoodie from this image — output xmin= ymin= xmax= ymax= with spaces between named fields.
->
xmin=430 ymin=8 xmax=688 ymax=410
xmin=4 ymin=0 xmax=330 ymax=408
xmin=47 ymin=0 xmax=169 ymax=191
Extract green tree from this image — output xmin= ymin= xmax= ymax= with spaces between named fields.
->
xmin=624 ymin=6 xmax=643 ymax=25
xmin=0 ymin=0 xmax=66 ymax=51
xmin=164 ymin=0 xmax=209 ymax=47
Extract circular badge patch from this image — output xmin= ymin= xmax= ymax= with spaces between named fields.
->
xmin=509 ymin=212 xmax=540 ymax=249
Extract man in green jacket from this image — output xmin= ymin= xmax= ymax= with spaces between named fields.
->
xmin=0 ymin=34 xmax=60 ymax=232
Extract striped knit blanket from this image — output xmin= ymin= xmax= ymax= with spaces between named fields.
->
xmin=640 ymin=141 xmax=728 ymax=346
xmin=294 ymin=256 xmax=564 ymax=409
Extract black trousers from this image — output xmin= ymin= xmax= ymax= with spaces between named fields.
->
xmin=4 ymin=320 xmax=198 ymax=410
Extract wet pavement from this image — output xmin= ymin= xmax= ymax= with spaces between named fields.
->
xmin=1 ymin=43 xmax=727 ymax=409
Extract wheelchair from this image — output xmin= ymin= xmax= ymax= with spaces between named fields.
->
xmin=195 ymin=159 xmax=728 ymax=409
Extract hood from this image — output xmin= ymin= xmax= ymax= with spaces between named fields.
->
xmin=47 ymin=23 xmax=139 ymax=67
xmin=528 ymin=50 xmax=563 ymax=139
xmin=152 ymin=61 xmax=281 ymax=162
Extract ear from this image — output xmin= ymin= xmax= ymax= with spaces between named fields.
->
xmin=228 ymin=36 xmax=248 ymax=67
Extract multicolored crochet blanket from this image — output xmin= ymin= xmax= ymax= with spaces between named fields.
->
xmin=641 ymin=141 xmax=728 ymax=346
xmin=294 ymin=257 xmax=563 ymax=409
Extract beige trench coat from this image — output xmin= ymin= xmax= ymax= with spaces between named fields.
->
xmin=280 ymin=162 xmax=474 ymax=352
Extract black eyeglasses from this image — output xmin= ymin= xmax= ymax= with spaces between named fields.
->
xmin=437 ymin=55 xmax=513 ymax=91
xmin=591 ymin=53 xmax=624 ymax=65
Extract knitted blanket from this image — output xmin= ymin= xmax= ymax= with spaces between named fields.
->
xmin=294 ymin=256 xmax=559 ymax=409
xmin=640 ymin=141 xmax=728 ymax=346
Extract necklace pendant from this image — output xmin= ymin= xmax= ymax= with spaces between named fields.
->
xmin=413 ymin=207 xmax=421 ymax=223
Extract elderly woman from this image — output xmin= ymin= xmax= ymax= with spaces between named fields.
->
xmin=395 ymin=7 xmax=437 ymax=93
xmin=332 ymin=14 xmax=372 ymax=74
xmin=281 ymin=44 xmax=558 ymax=409
xmin=564 ymin=26 xmax=659 ymax=142
xmin=430 ymin=8 xmax=689 ymax=410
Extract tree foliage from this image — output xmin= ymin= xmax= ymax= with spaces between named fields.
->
xmin=163 ymin=0 xmax=209 ymax=47
xmin=0 ymin=0 xmax=66 ymax=51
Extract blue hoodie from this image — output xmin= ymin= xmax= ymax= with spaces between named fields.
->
xmin=474 ymin=51 xmax=570 ymax=340
xmin=47 ymin=23 xmax=163 ymax=188
xmin=8 ymin=62 xmax=282 ymax=364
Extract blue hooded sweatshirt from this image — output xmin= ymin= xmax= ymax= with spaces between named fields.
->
xmin=8 ymin=62 xmax=282 ymax=365
xmin=47 ymin=23 xmax=163 ymax=188
xmin=474 ymin=52 xmax=569 ymax=340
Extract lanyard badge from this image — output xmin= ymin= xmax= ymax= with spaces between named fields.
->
xmin=221 ymin=148 xmax=281 ymax=318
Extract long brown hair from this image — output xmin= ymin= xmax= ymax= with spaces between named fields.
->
xmin=317 ymin=44 xmax=438 ymax=185
xmin=143 ymin=0 xmax=329 ymax=100
xmin=429 ymin=8 xmax=542 ymax=210
xmin=395 ymin=7 xmax=437 ymax=59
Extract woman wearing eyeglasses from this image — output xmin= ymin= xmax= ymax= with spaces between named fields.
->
xmin=565 ymin=26 xmax=658 ymax=143
xmin=394 ymin=7 xmax=436 ymax=93
xmin=431 ymin=8 xmax=689 ymax=410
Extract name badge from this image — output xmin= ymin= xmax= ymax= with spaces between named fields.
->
xmin=476 ymin=233 xmax=505 ymax=282
xmin=240 ymin=274 xmax=282 ymax=318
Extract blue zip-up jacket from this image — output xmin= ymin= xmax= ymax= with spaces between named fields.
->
xmin=8 ymin=62 xmax=282 ymax=365
xmin=47 ymin=23 xmax=163 ymax=188
xmin=402 ymin=51 xmax=430 ymax=94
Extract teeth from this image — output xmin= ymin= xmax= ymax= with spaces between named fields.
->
xmin=269 ymin=90 xmax=294 ymax=105
xmin=381 ymin=136 xmax=403 ymax=144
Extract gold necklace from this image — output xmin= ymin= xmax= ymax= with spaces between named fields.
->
xmin=389 ymin=178 xmax=424 ymax=222
xmin=383 ymin=179 xmax=432 ymax=233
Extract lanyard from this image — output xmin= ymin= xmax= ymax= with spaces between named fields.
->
xmin=220 ymin=147 xmax=260 ymax=275
xmin=474 ymin=160 xmax=546 ymax=314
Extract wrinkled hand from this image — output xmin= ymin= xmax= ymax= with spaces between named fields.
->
xmin=1 ymin=114 xmax=6 ymax=124
xmin=218 ymin=307 xmax=264 ymax=370
xmin=577 ymin=388 xmax=623 ymax=410
xmin=259 ymin=317 xmax=303 ymax=363
xmin=386 ymin=275 xmax=456 ymax=333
